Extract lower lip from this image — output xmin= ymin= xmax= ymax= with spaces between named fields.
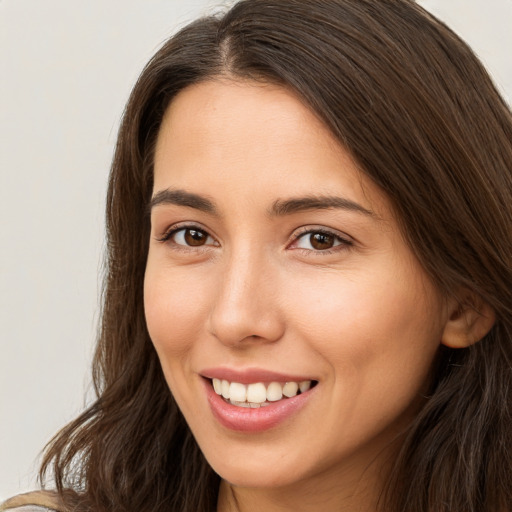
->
xmin=203 ymin=379 xmax=315 ymax=432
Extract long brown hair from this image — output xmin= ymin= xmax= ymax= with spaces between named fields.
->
xmin=40 ymin=1 xmax=512 ymax=511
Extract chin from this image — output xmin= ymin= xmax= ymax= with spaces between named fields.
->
xmin=214 ymin=462 xmax=302 ymax=489
xmin=201 ymin=443 xmax=307 ymax=489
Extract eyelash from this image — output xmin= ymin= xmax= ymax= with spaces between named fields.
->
xmin=157 ymin=223 xmax=217 ymax=250
xmin=290 ymin=227 xmax=354 ymax=255
xmin=156 ymin=224 xmax=353 ymax=255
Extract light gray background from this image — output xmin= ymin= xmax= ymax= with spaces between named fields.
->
xmin=1 ymin=0 xmax=511 ymax=501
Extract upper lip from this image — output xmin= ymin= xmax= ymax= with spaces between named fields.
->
xmin=200 ymin=367 xmax=316 ymax=384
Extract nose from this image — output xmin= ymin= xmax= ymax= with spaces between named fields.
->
xmin=207 ymin=249 xmax=285 ymax=347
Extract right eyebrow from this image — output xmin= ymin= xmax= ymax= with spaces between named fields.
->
xmin=148 ymin=188 xmax=218 ymax=216
xmin=269 ymin=195 xmax=376 ymax=218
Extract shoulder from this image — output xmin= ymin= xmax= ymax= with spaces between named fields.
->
xmin=0 ymin=491 xmax=62 ymax=512
xmin=1 ymin=507 xmax=54 ymax=512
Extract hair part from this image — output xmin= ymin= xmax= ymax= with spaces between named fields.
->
xmin=40 ymin=1 xmax=512 ymax=511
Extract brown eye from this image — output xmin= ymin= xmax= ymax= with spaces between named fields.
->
xmin=309 ymin=232 xmax=335 ymax=250
xmin=293 ymin=229 xmax=350 ymax=252
xmin=183 ymin=229 xmax=208 ymax=246
xmin=168 ymin=227 xmax=216 ymax=247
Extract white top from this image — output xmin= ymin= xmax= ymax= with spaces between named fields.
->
xmin=3 ymin=507 xmax=54 ymax=512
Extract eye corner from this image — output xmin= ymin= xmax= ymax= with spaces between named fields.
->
xmin=156 ymin=224 xmax=219 ymax=251
xmin=288 ymin=226 xmax=354 ymax=254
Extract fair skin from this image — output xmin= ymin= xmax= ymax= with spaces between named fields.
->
xmin=144 ymin=79 xmax=489 ymax=512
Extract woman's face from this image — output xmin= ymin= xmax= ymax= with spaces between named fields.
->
xmin=144 ymin=80 xmax=452 ymax=492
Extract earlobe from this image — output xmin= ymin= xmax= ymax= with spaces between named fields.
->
xmin=441 ymin=293 xmax=496 ymax=349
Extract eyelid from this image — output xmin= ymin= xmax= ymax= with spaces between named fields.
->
xmin=155 ymin=222 xmax=353 ymax=253
xmin=288 ymin=226 xmax=354 ymax=253
xmin=156 ymin=222 xmax=219 ymax=246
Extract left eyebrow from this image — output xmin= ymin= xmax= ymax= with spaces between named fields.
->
xmin=148 ymin=188 xmax=218 ymax=215
xmin=269 ymin=195 xmax=376 ymax=217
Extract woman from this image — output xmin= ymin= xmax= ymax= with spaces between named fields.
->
xmin=2 ymin=0 xmax=511 ymax=511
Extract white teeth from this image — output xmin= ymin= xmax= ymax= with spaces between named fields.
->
xmin=211 ymin=378 xmax=314 ymax=404
xmin=248 ymin=401 xmax=271 ymax=408
xmin=283 ymin=381 xmax=299 ymax=398
xmin=247 ymin=382 xmax=267 ymax=403
xmin=221 ymin=379 xmax=230 ymax=399
xmin=229 ymin=399 xmax=251 ymax=408
xmin=299 ymin=381 xmax=311 ymax=393
xmin=229 ymin=382 xmax=247 ymax=402
xmin=212 ymin=378 xmax=222 ymax=395
xmin=266 ymin=382 xmax=283 ymax=402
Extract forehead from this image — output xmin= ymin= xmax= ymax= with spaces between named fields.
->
xmin=153 ymin=79 xmax=388 ymax=219
xmin=155 ymin=79 xmax=339 ymax=162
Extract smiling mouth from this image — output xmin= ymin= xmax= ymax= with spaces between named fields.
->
xmin=210 ymin=378 xmax=318 ymax=408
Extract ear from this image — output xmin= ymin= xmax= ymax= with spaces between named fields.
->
xmin=441 ymin=291 xmax=496 ymax=349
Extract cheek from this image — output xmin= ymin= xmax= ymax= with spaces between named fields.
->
xmin=285 ymin=265 xmax=443 ymax=386
xmin=143 ymin=260 xmax=210 ymax=359
xmin=285 ymin=269 xmax=443 ymax=448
